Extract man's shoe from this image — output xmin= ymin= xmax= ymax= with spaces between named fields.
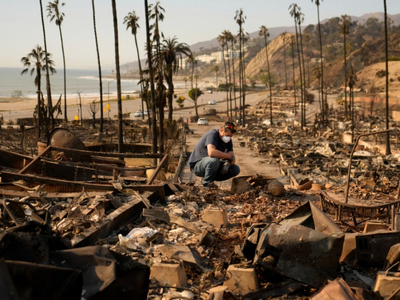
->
xmin=203 ymin=182 xmax=219 ymax=189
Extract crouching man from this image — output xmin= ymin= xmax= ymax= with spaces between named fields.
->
xmin=188 ymin=121 xmax=240 ymax=187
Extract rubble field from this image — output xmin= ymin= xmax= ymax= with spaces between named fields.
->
xmin=1 ymin=91 xmax=400 ymax=300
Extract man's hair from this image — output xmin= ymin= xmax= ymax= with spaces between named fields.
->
xmin=222 ymin=121 xmax=237 ymax=133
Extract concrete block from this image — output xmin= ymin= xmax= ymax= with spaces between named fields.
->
xmin=150 ymin=262 xmax=187 ymax=287
xmin=207 ymin=286 xmax=229 ymax=300
xmin=374 ymin=271 xmax=400 ymax=299
xmin=231 ymin=177 xmax=252 ymax=194
xmin=201 ymin=208 xmax=229 ymax=227
xmin=223 ymin=265 xmax=259 ymax=295
xmin=363 ymin=221 xmax=389 ymax=233
xmin=393 ymin=111 xmax=400 ymax=122
xmin=343 ymin=133 xmax=352 ymax=144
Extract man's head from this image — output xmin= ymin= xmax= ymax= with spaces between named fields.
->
xmin=219 ymin=121 xmax=237 ymax=143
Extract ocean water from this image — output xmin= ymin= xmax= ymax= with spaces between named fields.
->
xmin=0 ymin=67 xmax=141 ymax=99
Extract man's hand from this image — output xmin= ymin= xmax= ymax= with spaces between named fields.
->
xmin=230 ymin=154 xmax=236 ymax=165
xmin=220 ymin=161 xmax=231 ymax=175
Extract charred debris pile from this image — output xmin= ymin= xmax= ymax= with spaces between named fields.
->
xmin=1 ymin=109 xmax=400 ymax=299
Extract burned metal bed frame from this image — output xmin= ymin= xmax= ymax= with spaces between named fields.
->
xmin=320 ymin=129 xmax=400 ymax=228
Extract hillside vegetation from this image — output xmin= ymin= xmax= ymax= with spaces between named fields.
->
xmin=184 ymin=15 xmax=400 ymax=94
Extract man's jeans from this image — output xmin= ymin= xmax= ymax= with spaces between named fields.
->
xmin=192 ymin=157 xmax=240 ymax=186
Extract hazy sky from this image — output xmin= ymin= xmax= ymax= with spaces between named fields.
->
xmin=1 ymin=0 xmax=399 ymax=70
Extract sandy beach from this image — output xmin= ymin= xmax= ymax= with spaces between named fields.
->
xmin=0 ymin=85 xmax=196 ymax=122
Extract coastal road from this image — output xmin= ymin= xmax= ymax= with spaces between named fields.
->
xmin=5 ymin=90 xmax=267 ymax=123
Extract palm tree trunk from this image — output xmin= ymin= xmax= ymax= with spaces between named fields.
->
xmin=37 ymin=67 xmax=41 ymax=140
xmin=265 ymin=37 xmax=273 ymax=125
xmin=238 ymin=31 xmax=243 ymax=123
xmin=144 ymin=0 xmax=157 ymax=154
xmin=58 ymin=26 xmax=67 ymax=122
xmin=39 ymin=0 xmax=53 ymax=137
xmin=167 ymin=72 xmax=174 ymax=123
xmin=317 ymin=5 xmax=325 ymax=124
xmin=283 ymin=41 xmax=288 ymax=89
xmin=222 ymin=48 xmax=229 ymax=118
xmin=242 ymin=38 xmax=247 ymax=127
xmin=226 ymin=45 xmax=232 ymax=119
xmin=111 ymin=0 xmax=123 ymax=153
xmin=291 ymin=43 xmax=297 ymax=115
xmin=344 ymin=32 xmax=348 ymax=119
xmin=384 ymin=0 xmax=391 ymax=155
xmin=231 ymin=43 xmax=237 ymax=118
xmin=299 ymin=24 xmax=307 ymax=127
xmin=91 ymin=0 xmax=104 ymax=133
xmin=133 ymin=34 xmax=145 ymax=116
xmin=215 ymin=70 xmax=218 ymax=90
xmin=294 ymin=22 xmax=304 ymax=128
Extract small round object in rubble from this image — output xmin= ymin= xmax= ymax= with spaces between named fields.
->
xmin=268 ymin=180 xmax=285 ymax=196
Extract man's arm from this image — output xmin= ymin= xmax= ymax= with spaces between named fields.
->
xmin=207 ymin=144 xmax=235 ymax=163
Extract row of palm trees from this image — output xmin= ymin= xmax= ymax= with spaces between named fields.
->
xmin=280 ymin=1 xmax=391 ymax=154
xmin=24 ymin=1 xmax=195 ymax=155
xmin=23 ymin=1 xmax=392 ymax=154
xmin=216 ymin=9 xmax=248 ymax=126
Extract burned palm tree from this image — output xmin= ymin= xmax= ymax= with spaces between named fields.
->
xmin=259 ymin=25 xmax=274 ymax=125
xmin=21 ymin=45 xmax=56 ymax=140
xmin=124 ymin=10 xmax=145 ymax=121
xmin=91 ymin=0 xmax=104 ymax=133
xmin=339 ymin=14 xmax=351 ymax=120
xmin=235 ymin=8 xmax=246 ymax=126
xmin=47 ymin=0 xmax=67 ymax=122
xmin=159 ymin=37 xmax=192 ymax=123
xmin=280 ymin=31 xmax=289 ymax=90
xmin=217 ymin=33 xmax=229 ymax=118
xmin=39 ymin=0 xmax=54 ymax=130
xmin=111 ymin=0 xmax=124 ymax=152
xmin=384 ymin=0 xmax=391 ymax=155
xmin=144 ymin=0 xmax=157 ymax=155
xmin=311 ymin=0 xmax=325 ymax=124
xmin=289 ymin=35 xmax=297 ymax=115
xmin=289 ymin=3 xmax=305 ymax=128
xmin=149 ymin=1 xmax=166 ymax=153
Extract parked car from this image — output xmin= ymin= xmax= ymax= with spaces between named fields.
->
xmin=133 ymin=111 xmax=143 ymax=117
xmin=263 ymin=119 xmax=271 ymax=125
xmin=197 ymin=118 xmax=209 ymax=126
xmin=208 ymin=100 xmax=216 ymax=105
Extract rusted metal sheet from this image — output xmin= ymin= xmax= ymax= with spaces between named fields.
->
xmin=49 ymin=128 xmax=91 ymax=162
xmin=0 ymin=231 xmax=51 ymax=264
xmin=356 ymin=231 xmax=400 ymax=266
xmin=247 ymin=221 xmax=344 ymax=288
xmin=3 ymin=260 xmax=83 ymax=300
xmin=243 ymin=281 xmax=302 ymax=300
xmin=0 ymin=259 xmax=18 ymax=300
xmin=50 ymin=246 xmax=149 ymax=300
xmin=279 ymin=201 xmax=344 ymax=236
xmin=310 ymin=278 xmax=359 ymax=300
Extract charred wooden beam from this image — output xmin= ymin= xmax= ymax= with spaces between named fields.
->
xmin=50 ymin=146 xmax=164 ymax=159
xmin=147 ymin=155 xmax=168 ymax=185
xmin=69 ymin=196 xmax=146 ymax=248
xmin=18 ymin=145 xmax=52 ymax=175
